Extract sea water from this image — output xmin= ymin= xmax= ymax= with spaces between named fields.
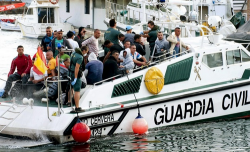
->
xmin=1 ymin=30 xmax=250 ymax=151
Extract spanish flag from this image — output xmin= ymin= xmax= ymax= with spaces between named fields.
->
xmin=33 ymin=46 xmax=48 ymax=75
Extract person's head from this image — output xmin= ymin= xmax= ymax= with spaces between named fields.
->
xmin=59 ymin=45 xmax=65 ymax=55
xmin=126 ymin=25 xmax=133 ymax=33
xmin=46 ymin=27 xmax=52 ymax=37
xmin=134 ymin=34 xmax=141 ymax=42
xmin=130 ymin=44 xmax=136 ymax=54
xmin=79 ymin=27 xmax=86 ymax=36
xmin=57 ymin=28 xmax=64 ymax=39
xmin=94 ymin=29 xmax=101 ymax=39
xmin=109 ymin=19 xmax=116 ymax=28
xmin=123 ymin=50 xmax=127 ymax=58
xmin=112 ymin=50 xmax=119 ymax=60
xmin=157 ymin=32 xmax=164 ymax=40
xmin=88 ymin=52 xmax=97 ymax=62
xmin=67 ymin=31 xmax=74 ymax=39
xmin=175 ymin=27 xmax=181 ymax=37
xmin=118 ymin=34 xmax=125 ymax=42
xmin=104 ymin=40 xmax=113 ymax=48
xmin=81 ymin=46 xmax=89 ymax=55
xmin=124 ymin=41 xmax=130 ymax=49
xmin=148 ymin=21 xmax=155 ymax=30
xmin=17 ymin=45 xmax=24 ymax=56
xmin=53 ymin=30 xmax=57 ymax=38
xmin=46 ymin=51 xmax=53 ymax=60
xmin=63 ymin=58 xmax=70 ymax=69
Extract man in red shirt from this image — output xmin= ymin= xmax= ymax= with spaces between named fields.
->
xmin=2 ymin=45 xmax=32 ymax=98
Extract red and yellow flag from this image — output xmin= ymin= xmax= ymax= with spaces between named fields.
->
xmin=33 ymin=46 xmax=48 ymax=75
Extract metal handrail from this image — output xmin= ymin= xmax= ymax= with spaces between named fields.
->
xmin=93 ymin=74 xmax=122 ymax=87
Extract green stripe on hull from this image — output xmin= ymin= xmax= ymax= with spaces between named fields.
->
xmin=164 ymin=57 xmax=193 ymax=85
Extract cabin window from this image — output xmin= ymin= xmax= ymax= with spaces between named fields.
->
xmin=226 ymin=49 xmax=241 ymax=65
xmin=85 ymin=0 xmax=90 ymax=14
xmin=48 ymin=8 xmax=55 ymax=23
xmin=202 ymin=52 xmax=223 ymax=68
xmin=241 ymin=50 xmax=250 ymax=62
xmin=38 ymin=8 xmax=47 ymax=23
xmin=27 ymin=8 xmax=33 ymax=15
xmin=66 ymin=0 xmax=70 ymax=12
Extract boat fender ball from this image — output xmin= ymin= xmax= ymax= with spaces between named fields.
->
xmin=132 ymin=114 xmax=148 ymax=134
xmin=72 ymin=121 xmax=91 ymax=143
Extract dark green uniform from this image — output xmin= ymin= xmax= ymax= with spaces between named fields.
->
xmin=70 ymin=48 xmax=83 ymax=92
xmin=104 ymin=27 xmax=121 ymax=45
xmin=147 ymin=25 xmax=159 ymax=55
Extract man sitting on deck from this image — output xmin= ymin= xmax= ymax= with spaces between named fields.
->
xmin=130 ymin=44 xmax=147 ymax=67
xmin=2 ymin=45 xmax=32 ymax=98
xmin=167 ymin=27 xmax=189 ymax=57
xmin=119 ymin=41 xmax=134 ymax=74
xmin=26 ymin=56 xmax=48 ymax=98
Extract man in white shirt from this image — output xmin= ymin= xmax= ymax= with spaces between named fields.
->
xmin=130 ymin=44 xmax=147 ymax=67
xmin=67 ymin=31 xmax=79 ymax=51
xmin=82 ymin=29 xmax=101 ymax=57
xmin=26 ymin=57 xmax=48 ymax=98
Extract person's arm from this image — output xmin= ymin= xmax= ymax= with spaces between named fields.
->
xmin=41 ymin=38 xmax=45 ymax=51
xmin=29 ymin=77 xmax=34 ymax=81
xmin=133 ymin=59 xmax=146 ymax=66
xmin=74 ymin=63 xmax=80 ymax=79
xmin=141 ymin=34 xmax=150 ymax=38
xmin=103 ymin=51 xmax=111 ymax=63
xmin=24 ymin=55 xmax=32 ymax=75
xmin=33 ymin=76 xmax=47 ymax=84
xmin=167 ymin=35 xmax=177 ymax=43
xmin=141 ymin=56 xmax=147 ymax=62
xmin=82 ymin=36 xmax=92 ymax=46
xmin=8 ymin=59 xmax=16 ymax=77
xmin=181 ymin=40 xmax=189 ymax=50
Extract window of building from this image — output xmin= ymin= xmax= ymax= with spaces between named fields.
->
xmin=26 ymin=8 xmax=33 ymax=15
xmin=226 ymin=49 xmax=250 ymax=65
xmin=202 ymin=52 xmax=223 ymax=68
xmin=66 ymin=0 xmax=70 ymax=12
xmin=85 ymin=0 xmax=90 ymax=14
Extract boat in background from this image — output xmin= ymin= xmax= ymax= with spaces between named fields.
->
xmin=0 ymin=20 xmax=21 ymax=31
xmin=17 ymin=0 xmax=74 ymax=38
xmin=104 ymin=0 xmax=236 ymax=37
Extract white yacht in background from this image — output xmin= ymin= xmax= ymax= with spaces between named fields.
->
xmin=17 ymin=0 xmax=74 ymax=38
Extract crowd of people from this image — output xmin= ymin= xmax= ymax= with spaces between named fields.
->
xmin=1 ymin=19 xmax=188 ymax=112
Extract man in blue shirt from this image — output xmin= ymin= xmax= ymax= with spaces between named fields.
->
xmin=84 ymin=53 xmax=103 ymax=85
xmin=41 ymin=27 xmax=53 ymax=52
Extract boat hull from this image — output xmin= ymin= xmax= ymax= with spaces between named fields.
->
xmin=0 ymin=21 xmax=20 ymax=31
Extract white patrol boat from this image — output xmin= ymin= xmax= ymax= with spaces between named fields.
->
xmin=1 ymin=22 xmax=250 ymax=144
xmin=16 ymin=0 xmax=73 ymax=38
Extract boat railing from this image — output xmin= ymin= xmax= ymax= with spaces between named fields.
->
xmin=93 ymin=74 xmax=122 ymax=87
xmin=45 ymin=76 xmax=71 ymax=121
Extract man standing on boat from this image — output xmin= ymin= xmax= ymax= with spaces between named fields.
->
xmin=74 ymin=27 xmax=86 ymax=48
xmin=69 ymin=46 xmax=88 ymax=112
xmin=155 ymin=32 xmax=169 ymax=54
xmin=104 ymin=19 xmax=121 ymax=45
xmin=82 ymin=29 xmax=101 ymax=57
xmin=2 ymin=45 xmax=32 ymax=98
xmin=167 ymin=27 xmax=189 ymax=57
xmin=141 ymin=21 xmax=159 ymax=60
xmin=102 ymin=40 xmax=123 ymax=63
xmin=67 ymin=31 xmax=79 ymax=51
xmin=50 ymin=29 xmax=73 ymax=58
xmin=41 ymin=27 xmax=53 ymax=52
xmin=124 ymin=26 xmax=135 ymax=44
xmin=134 ymin=34 xmax=146 ymax=56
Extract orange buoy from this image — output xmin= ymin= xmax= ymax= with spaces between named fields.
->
xmin=72 ymin=120 xmax=91 ymax=143
xmin=132 ymin=114 xmax=148 ymax=134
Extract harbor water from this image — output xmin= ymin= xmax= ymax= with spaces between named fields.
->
xmin=1 ymin=30 xmax=250 ymax=151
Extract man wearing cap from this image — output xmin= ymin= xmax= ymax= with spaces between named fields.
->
xmin=67 ymin=31 xmax=79 ymax=51
xmin=50 ymin=28 xmax=73 ymax=58
xmin=104 ymin=19 xmax=121 ymax=45
xmin=74 ymin=27 xmax=86 ymax=48
xmin=41 ymin=26 xmax=53 ymax=52
xmin=2 ymin=45 xmax=32 ymax=98
xmin=167 ymin=27 xmax=189 ymax=57
xmin=82 ymin=29 xmax=101 ymax=57
xmin=124 ymin=25 xmax=135 ymax=44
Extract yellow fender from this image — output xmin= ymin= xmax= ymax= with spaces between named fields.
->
xmin=144 ymin=67 xmax=164 ymax=95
